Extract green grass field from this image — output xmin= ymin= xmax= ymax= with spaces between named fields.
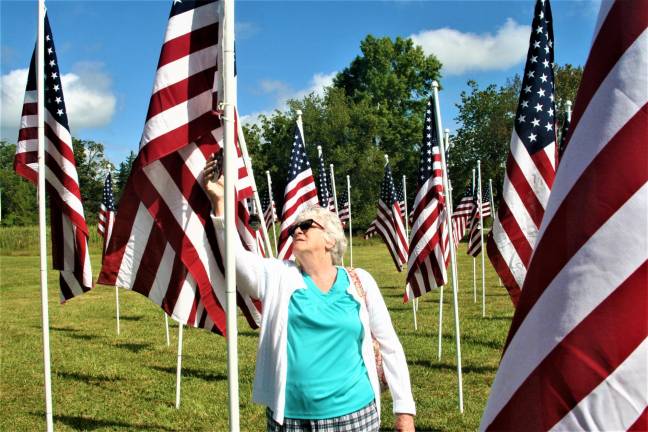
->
xmin=0 ymin=226 xmax=513 ymax=431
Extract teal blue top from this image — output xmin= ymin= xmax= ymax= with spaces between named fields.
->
xmin=284 ymin=267 xmax=375 ymax=419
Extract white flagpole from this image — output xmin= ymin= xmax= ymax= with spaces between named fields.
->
xmin=472 ymin=169 xmax=477 ymax=303
xmin=478 ymin=161 xmax=486 ymax=317
xmin=296 ymin=110 xmax=305 ymax=147
xmin=115 ymin=287 xmax=120 ymax=335
xmin=402 ymin=175 xmax=417 ymax=330
xmin=237 ymin=124 xmax=274 ymax=257
xmin=165 ymin=313 xmax=170 ymax=346
xmin=433 ymin=81 xmax=463 ymax=413
xmin=329 ymin=163 xmax=339 ymax=217
xmin=37 ymin=2 xmax=53 ymax=429
xmin=565 ymin=100 xmax=573 ymax=123
xmin=266 ymin=171 xmax=278 ymax=256
xmin=175 ymin=323 xmax=184 ymax=409
xmin=346 ymin=175 xmax=353 ymax=267
xmin=223 ymin=0 xmax=239 ymax=429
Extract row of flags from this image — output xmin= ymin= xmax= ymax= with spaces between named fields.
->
xmin=15 ymin=0 xmax=646 ymax=430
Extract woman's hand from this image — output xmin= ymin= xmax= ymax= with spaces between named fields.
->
xmin=202 ymin=155 xmax=224 ymax=216
xmin=395 ymin=413 xmax=415 ymax=432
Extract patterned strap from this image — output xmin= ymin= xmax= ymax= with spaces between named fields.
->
xmin=346 ymin=267 xmax=366 ymax=300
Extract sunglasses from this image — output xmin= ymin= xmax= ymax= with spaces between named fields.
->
xmin=288 ymin=219 xmax=324 ymax=237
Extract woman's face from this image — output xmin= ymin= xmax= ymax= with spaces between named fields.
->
xmin=291 ymin=218 xmax=334 ymax=260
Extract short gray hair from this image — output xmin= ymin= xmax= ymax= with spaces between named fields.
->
xmin=294 ymin=205 xmax=347 ymax=265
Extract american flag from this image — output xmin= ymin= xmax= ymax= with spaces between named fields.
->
xmin=364 ymin=221 xmax=377 ymax=239
xmin=481 ymin=2 xmax=647 ymax=430
xmin=276 ymin=123 xmax=319 ymax=260
xmin=396 ymin=183 xmax=407 ymax=218
xmin=338 ymin=188 xmax=350 ymax=226
xmin=315 ymin=147 xmax=335 ymax=211
xmin=98 ymin=0 xmax=261 ymax=334
xmin=481 ymin=188 xmax=492 ymax=218
xmin=406 ymin=97 xmax=449 ymax=297
xmin=14 ymin=14 xmax=92 ymax=302
xmin=466 ymin=185 xmax=483 ymax=257
xmin=487 ymin=0 xmax=557 ymax=306
xmin=98 ymin=172 xmax=116 ymax=254
xmin=373 ymin=161 xmax=408 ymax=271
xmin=261 ymin=193 xmax=277 ymax=229
xmin=451 ymin=187 xmax=473 ymax=246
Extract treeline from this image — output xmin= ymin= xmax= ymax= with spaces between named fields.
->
xmin=0 ymin=35 xmax=582 ymax=228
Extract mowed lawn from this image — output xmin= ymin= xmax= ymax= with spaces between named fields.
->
xmin=0 ymin=227 xmax=514 ymax=431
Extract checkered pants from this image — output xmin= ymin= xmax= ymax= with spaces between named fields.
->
xmin=266 ymin=400 xmax=379 ymax=432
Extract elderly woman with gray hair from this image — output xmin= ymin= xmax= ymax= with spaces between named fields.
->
xmin=204 ymin=158 xmax=416 ymax=432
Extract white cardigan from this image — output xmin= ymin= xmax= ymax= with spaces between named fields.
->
xmin=213 ymin=217 xmax=416 ymax=424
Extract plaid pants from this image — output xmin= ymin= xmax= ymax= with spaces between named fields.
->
xmin=266 ymin=400 xmax=379 ymax=432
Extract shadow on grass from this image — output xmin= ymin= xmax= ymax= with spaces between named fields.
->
xmin=117 ymin=342 xmax=152 ymax=353
xmin=120 ymin=315 xmax=144 ymax=321
xmin=47 ymin=326 xmax=81 ymax=333
xmin=149 ymin=365 xmax=226 ymax=382
xmin=66 ymin=332 xmax=102 ymax=341
xmin=52 ymin=414 xmax=175 ymax=431
xmin=461 ymin=334 xmax=504 ymax=350
xmin=382 ymin=427 xmax=442 ymax=432
xmin=482 ymin=315 xmax=513 ymax=321
xmin=408 ymin=359 xmax=498 ymax=374
xmin=239 ymin=330 xmax=260 ymax=338
xmin=56 ymin=371 xmax=122 ymax=384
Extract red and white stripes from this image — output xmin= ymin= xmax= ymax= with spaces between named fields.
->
xmin=481 ymin=1 xmax=647 ymax=429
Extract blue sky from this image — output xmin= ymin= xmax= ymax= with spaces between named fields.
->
xmin=1 ymin=0 xmax=600 ymax=166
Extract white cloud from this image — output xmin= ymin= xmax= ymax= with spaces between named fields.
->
xmin=409 ymin=19 xmax=531 ymax=75
xmin=1 ymin=61 xmax=116 ymax=136
xmin=242 ymin=71 xmax=336 ymax=126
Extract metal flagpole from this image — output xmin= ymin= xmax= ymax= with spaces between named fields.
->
xmin=296 ymin=110 xmax=305 ymax=147
xmin=37 ymin=1 xmax=53 ymax=429
xmin=223 ymin=0 xmax=240 ymax=429
xmin=478 ymin=161 xmax=486 ymax=317
xmin=237 ymin=123 xmax=274 ymax=257
xmin=402 ymin=175 xmax=417 ymax=330
xmin=346 ymin=175 xmax=353 ymax=267
xmin=266 ymin=171 xmax=278 ymax=256
xmin=472 ymin=169 xmax=477 ymax=303
xmin=175 ymin=323 xmax=184 ymax=409
xmin=165 ymin=314 xmax=170 ymax=346
xmin=433 ymin=81 xmax=463 ymax=413
xmin=565 ymin=100 xmax=573 ymax=123
xmin=329 ymin=164 xmax=339 ymax=217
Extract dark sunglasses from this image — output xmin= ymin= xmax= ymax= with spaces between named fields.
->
xmin=288 ymin=219 xmax=324 ymax=237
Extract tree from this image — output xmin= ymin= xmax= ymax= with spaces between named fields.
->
xmin=0 ymin=141 xmax=38 ymax=225
xmin=72 ymin=138 xmax=114 ymax=224
xmin=114 ymin=150 xmax=136 ymax=203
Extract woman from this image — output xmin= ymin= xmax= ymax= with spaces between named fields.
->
xmin=204 ymin=159 xmax=416 ymax=432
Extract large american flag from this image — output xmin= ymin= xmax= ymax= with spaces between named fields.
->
xmin=98 ymin=0 xmax=261 ymax=334
xmin=14 ymin=14 xmax=92 ymax=302
xmin=481 ymin=1 xmax=647 ymax=430
xmin=315 ymin=147 xmax=335 ymax=211
xmin=98 ymin=172 xmax=116 ymax=254
xmin=406 ymin=97 xmax=449 ymax=297
xmin=373 ymin=161 xmax=408 ymax=271
xmin=451 ymin=187 xmax=473 ymax=247
xmin=276 ymin=123 xmax=319 ymax=260
xmin=466 ymin=185 xmax=483 ymax=257
xmin=487 ymin=0 xmax=557 ymax=306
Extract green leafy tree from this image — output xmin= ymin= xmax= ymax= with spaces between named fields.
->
xmin=114 ymin=150 xmax=136 ymax=203
xmin=72 ymin=138 xmax=114 ymax=224
xmin=0 ymin=141 xmax=38 ymax=225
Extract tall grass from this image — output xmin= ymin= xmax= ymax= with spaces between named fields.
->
xmin=0 ymin=224 xmax=103 ymax=256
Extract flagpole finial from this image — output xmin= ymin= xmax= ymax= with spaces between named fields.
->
xmin=565 ymin=100 xmax=572 ymax=112
xmin=329 ymin=163 xmax=334 ymax=169
xmin=384 ymin=154 xmax=389 ymax=164
xmin=296 ymin=109 xmax=303 ymax=117
xmin=317 ymin=145 xmax=322 ymax=156
xmin=445 ymin=128 xmax=450 ymax=134
xmin=432 ymin=80 xmax=439 ymax=89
